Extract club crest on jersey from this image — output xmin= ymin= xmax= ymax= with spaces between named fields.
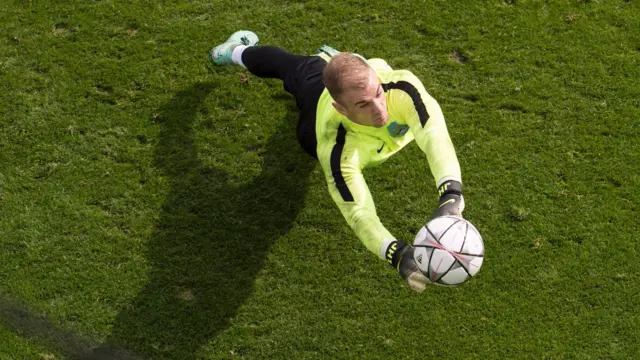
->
xmin=386 ymin=121 xmax=409 ymax=137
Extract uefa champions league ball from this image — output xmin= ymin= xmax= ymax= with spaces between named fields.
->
xmin=413 ymin=216 xmax=484 ymax=286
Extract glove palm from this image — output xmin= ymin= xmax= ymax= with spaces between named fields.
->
xmin=385 ymin=241 xmax=429 ymax=292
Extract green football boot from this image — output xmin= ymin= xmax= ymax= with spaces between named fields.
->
xmin=318 ymin=44 xmax=341 ymax=58
xmin=208 ymin=30 xmax=259 ymax=66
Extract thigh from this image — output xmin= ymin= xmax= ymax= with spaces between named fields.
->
xmin=292 ymin=56 xmax=327 ymax=159
xmin=283 ymin=56 xmax=327 ymax=111
xmin=296 ymin=107 xmax=319 ymax=159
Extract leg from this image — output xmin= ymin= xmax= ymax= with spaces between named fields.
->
xmin=242 ymin=46 xmax=324 ymax=111
xmin=209 ymin=32 xmax=326 ymax=158
xmin=241 ymin=46 xmax=310 ymax=80
xmin=243 ymin=47 xmax=326 ymax=158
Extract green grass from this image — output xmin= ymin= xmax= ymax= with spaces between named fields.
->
xmin=1 ymin=0 xmax=639 ymax=358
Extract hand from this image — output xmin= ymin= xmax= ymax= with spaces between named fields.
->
xmin=432 ymin=180 xmax=465 ymax=218
xmin=385 ymin=241 xmax=429 ymax=292
xmin=433 ymin=193 xmax=465 ymax=218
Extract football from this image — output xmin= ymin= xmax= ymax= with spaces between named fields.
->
xmin=413 ymin=216 xmax=484 ymax=286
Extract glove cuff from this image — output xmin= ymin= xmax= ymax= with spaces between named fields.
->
xmin=438 ymin=180 xmax=463 ymax=198
xmin=384 ymin=240 xmax=408 ymax=268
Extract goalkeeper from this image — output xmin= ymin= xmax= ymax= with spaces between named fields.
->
xmin=209 ymin=31 xmax=465 ymax=292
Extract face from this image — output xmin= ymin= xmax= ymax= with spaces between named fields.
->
xmin=333 ymin=68 xmax=388 ymax=128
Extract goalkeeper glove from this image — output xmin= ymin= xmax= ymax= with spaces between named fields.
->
xmin=385 ymin=241 xmax=429 ymax=292
xmin=432 ymin=180 xmax=465 ymax=218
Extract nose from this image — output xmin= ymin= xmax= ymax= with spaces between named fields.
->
xmin=373 ymin=100 xmax=387 ymax=119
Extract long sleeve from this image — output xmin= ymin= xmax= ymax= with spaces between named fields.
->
xmin=384 ymin=72 xmax=462 ymax=187
xmin=318 ymin=125 xmax=395 ymax=259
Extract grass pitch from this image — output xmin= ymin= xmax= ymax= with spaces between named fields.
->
xmin=1 ymin=0 xmax=639 ymax=359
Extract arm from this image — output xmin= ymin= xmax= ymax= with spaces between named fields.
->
xmin=389 ymin=73 xmax=461 ymax=186
xmin=324 ymin=147 xmax=430 ymax=291
xmin=386 ymin=73 xmax=464 ymax=217
xmin=320 ymin=127 xmax=395 ymax=259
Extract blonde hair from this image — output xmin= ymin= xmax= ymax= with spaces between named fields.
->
xmin=322 ymin=53 xmax=371 ymax=104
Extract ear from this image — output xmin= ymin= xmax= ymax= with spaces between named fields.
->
xmin=332 ymin=102 xmax=348 ymax=117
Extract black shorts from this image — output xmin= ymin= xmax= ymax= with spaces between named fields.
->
xmin=242 ymin=46 xmax=327 ymax=159
xmin=283 ymin=56 xmax=327 ymax=159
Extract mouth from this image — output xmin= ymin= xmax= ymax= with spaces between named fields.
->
xmin=375 ymin=116 xmax=388 ymax=127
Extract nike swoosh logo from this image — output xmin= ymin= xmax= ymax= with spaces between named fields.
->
xmin=439 ymin=199 xmax=456 ymax=208
xmin=377 ymin=144 xmax=385 ymax=153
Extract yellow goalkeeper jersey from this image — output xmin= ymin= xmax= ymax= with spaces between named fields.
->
xmin=314 ymin=57 xmax=462 ymax=259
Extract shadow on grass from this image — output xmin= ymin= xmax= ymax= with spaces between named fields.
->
xmin=0 ymin=293 xmax=138 ymax=359
xmin=93 ymin=82 xmax=314 ymax=358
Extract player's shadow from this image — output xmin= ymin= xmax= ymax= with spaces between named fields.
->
xmin=94 ymin=82 xmax=314 ymax=359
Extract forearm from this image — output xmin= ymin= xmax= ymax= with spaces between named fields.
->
xmin=324 ymin=171 xmax=396 ymax=259
xmin=422 ymin=123 xmax=462 ymax=186
xmin=338 ymin=204 xmax=395 ymax=259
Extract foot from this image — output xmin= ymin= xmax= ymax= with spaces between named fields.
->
xmin=318 ymin=44 xmax=341 ymax=58
xmin=208 ymin=30 xmax=259 ymax=66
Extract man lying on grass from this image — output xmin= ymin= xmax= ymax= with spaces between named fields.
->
xmin=209 ymin=31 xmax=465 ymax=292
